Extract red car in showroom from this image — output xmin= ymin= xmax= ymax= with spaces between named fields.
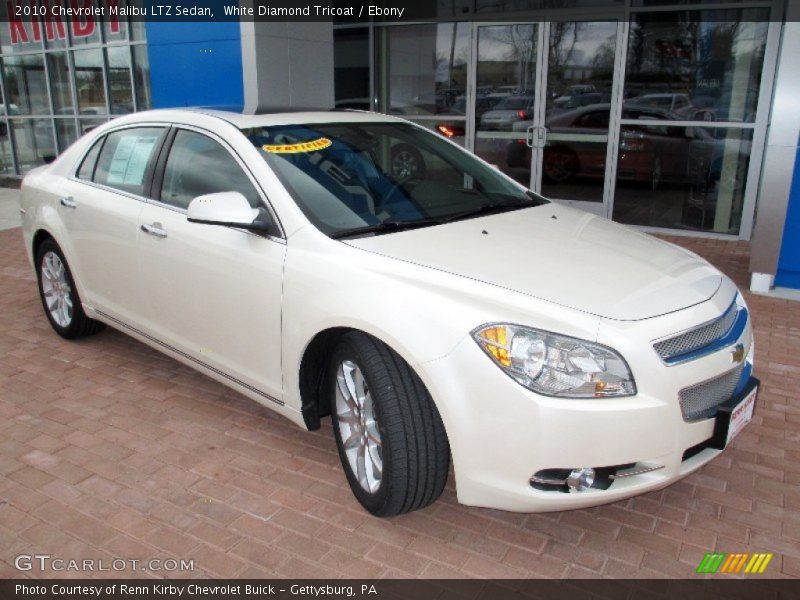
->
xmin=506 ymin=104 xmax=738 ymax=191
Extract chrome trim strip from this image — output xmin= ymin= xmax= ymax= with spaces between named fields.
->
xmin=609 ymin=464 xmax=664 ymax=480
xmin=530 ymin=475 xmax=567 ymax=486
xmin=95 ymin=309 xmax=283 ymax=406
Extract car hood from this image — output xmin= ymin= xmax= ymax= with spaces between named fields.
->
xmin=344 ymin=203 xmax=723 ymax=321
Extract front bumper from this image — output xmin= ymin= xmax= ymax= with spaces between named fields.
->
xmin=419 ymin=293 xmax=754 ymax=512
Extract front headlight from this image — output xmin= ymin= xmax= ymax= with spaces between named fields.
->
xmin=472 ymin=324 xmax=636 ymax=398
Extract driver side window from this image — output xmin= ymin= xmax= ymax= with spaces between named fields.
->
xmin=160 ymin=130 xmax=261 ymax=210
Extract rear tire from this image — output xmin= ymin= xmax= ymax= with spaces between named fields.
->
xmin=35 ymin=239 xmax=105 ymax=340
xmin=329 ymin=332 xmax=449 ymax=516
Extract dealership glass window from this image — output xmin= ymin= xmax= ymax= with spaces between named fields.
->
xmin=55 ymin=119 xmax=78 ymax=152
xmin=624 ymin=9 xmax=769 ymax=123
xmin=375 ymin=23 xmax=470 ymax=117
xmin=0 ymin=82 xmax=12 ymax=173
xmin=106 ymin=46 xmax=134 ymax=114
xmin=4 ymin=55 xmax=48 ymax=114
xmin=72 ymin=48 xmax=107 ymax=115
xmin=68 ymin=10 xmax=103 ymax=47
xmin=13 ymin=119 xmax=57 ymax=171
xmin=47 ymin=53 xmax=74 ymax=114
xmin=0 ymin=9 xmax=150 ymax=175
xmin=0 ymin=129 xmax=13 ymax=174
xmin=612 ymin=125 xmax=753 ymax=234
xmin=44 ymin=14 xmax=69 ymax=50
xmin=633 ymin=0 xmax=759 ymax=5
xmin=334 ymin=27 xmax=370 ymax=109
xmin=131 ymin=45 xmax=151 ymax=111
xmin=475 ymin=0 xmax=624 ymax=14
xmin=541 ymin=21 xmax=617 ymax=203
xmin=104 ymin=2 xmax=130 ymax=42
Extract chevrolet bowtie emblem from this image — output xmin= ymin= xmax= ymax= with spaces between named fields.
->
xmin=731 ymin=343 xmax=745 ymax=364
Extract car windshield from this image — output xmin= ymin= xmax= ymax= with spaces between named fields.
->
xmin=242 ymin=121 xmax=546 ymax=238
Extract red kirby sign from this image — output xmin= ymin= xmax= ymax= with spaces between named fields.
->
xmin=5 ymin=0 xmax=123 ymax=44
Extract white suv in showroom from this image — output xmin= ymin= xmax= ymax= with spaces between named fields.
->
xmin=20 ymin=109 xmax=757 ymax=516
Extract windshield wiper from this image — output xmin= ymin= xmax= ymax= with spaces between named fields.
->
xmin=330 ymin=200 xmax=538 ymax=240
xmin=330 ymin=217 xmax=445 ymax=239
xmin=436 ymin=200 xmax=532 ymax=224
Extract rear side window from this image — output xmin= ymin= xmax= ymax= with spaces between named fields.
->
xmin=76 ymin=137 xmax=104 ymax=180
xmin=93 ymin=127 xmax=164 ymax=196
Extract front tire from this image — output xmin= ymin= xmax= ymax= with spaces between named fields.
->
xmin=36 ymin=239 xmax=104 ymax=339
xmin=329 ymin=332 xmax=449 ymax=516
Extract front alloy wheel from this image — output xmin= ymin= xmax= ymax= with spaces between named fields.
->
xmin=329 ymin=332 xmax=449 ymax=516
xmin=334 ymin=359 xmax=383 ymax=494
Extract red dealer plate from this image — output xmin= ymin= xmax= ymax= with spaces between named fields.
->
xmin=726 ymin=384 xmax=757 ymax=446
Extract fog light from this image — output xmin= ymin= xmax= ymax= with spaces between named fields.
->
xmin=566 ymin=467 xmax=595 ymax=492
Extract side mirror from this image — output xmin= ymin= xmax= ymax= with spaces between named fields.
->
xmin=187 ymin=192 xmax=270 ymax=232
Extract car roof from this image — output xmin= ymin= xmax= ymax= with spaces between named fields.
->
xmin=134 ymin=107 xmax=406 ymax=129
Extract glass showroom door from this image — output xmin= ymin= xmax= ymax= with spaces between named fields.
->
xmin=472 ymin=23 xmax=546 ymax=191
xmin=472 ymin=21 xmax=621 ymax=216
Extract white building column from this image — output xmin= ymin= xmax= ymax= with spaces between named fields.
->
xmin=240 ymin=21 xmax=335 ymax=112
xmin=749 ymin=8 xmax=800 ymax=293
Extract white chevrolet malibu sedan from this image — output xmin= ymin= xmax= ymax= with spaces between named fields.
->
xmin=20 ymin=109 xmax=757 ymax=516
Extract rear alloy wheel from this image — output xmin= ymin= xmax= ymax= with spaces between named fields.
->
xmin=36 ymin=239 xmax=104 ymax=339
xmin=329 ymin=332 xmax=449 ymax=516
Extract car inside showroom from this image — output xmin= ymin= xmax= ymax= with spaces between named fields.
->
xmin=0 ymin=0 xmax=798 ymax=596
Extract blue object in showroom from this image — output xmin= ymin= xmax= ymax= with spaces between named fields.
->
xmin=145 ymin=21 xmax=244 ymax=110
xmin=776 ymin=141 xmax=800 ymax=289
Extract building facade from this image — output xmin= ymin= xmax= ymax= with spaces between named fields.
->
xmin=0 ymin=0 xmax=798 ymax=294
xmin=0 ymin=5 xmax=150 ymax=174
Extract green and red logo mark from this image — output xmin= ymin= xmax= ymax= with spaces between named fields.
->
xmin=697 ymin=552 xmax=773 ymax=574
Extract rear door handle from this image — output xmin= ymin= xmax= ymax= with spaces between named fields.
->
xmin=141 ymin=223 xmax=168 ymax=238
xmin=59 ymin=196 xmax=77 ymax=209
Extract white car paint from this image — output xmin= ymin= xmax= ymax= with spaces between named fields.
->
xmin=20 ymin=109 xmax=754 ymax=512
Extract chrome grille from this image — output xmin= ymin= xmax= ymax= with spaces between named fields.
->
xmin=679 ymin=364 xmax=744 ymax=422
xmin=654 ymin=302 xmax=739 ymax=362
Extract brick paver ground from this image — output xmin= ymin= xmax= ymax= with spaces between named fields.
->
xmin=0 ymin=226 xmax=797 ymax=579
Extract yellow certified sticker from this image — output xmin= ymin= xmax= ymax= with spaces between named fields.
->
xmin=262 ymin=137 xmax=332 ymax=154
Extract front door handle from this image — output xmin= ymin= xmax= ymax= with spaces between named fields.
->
xmin=59 ymin=196 xmax=77 ymax=209
xmin=141 ymin=223 xmax=168 ymax=238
